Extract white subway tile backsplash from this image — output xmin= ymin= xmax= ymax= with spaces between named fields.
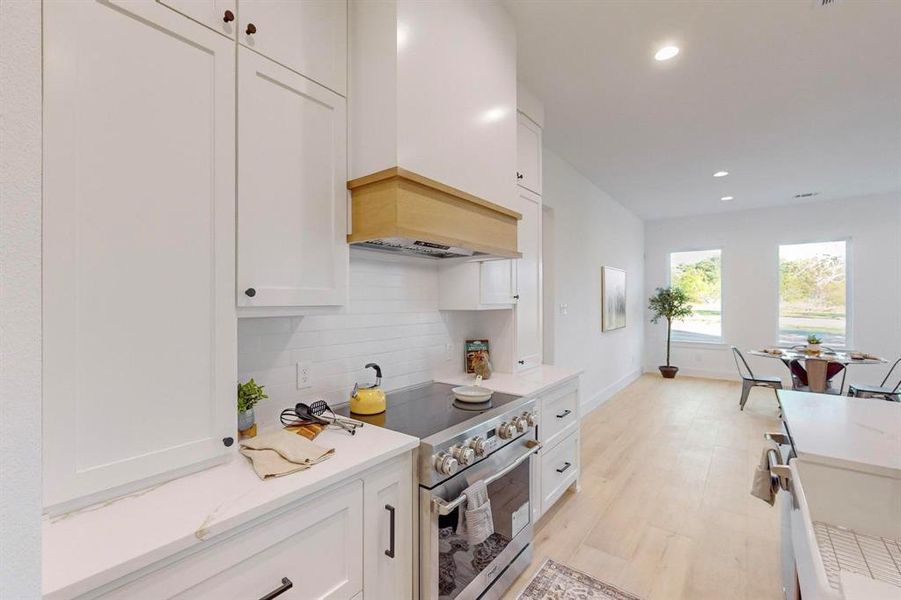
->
xmin=237 ymin=255 xmax=463 ymax=428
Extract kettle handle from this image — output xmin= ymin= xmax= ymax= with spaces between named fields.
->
xmin=364 ymin=363 xmax=382 ymax=384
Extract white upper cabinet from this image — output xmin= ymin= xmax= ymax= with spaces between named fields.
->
xmin=515 ymin=188 xmax=542 ymax=370
xmin=237 ymin=48 xmax=348 ymax=310
xmin=239 ymin=0 xmax=348 ymax=95
xmin=516 ymin=112 xmax=542 ymax=194
xmin=43 ymin=0 xmax=237 ymax=510
xmin=438 ymin=260 xmax=516 ymax=311
xmin=481 ymin=259 xmax=518 ymax=306
xmin=158 ymin=0 xmax=237 ymax=38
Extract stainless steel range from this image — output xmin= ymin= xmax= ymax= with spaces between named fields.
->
xmin=340 ymin=382 xmax=540 ymax=600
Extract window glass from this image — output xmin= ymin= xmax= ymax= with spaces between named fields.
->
xmin=779 ymin=241 xmax=847 ymax=347
xmin=670 ymin=249 xmax=722 ymax=342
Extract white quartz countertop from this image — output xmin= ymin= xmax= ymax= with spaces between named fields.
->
xmin=43 ymin=424 xmax=418 ymax=600
xmin=436 ymin=365 xmax=581 ymax=397
xmin=779 ymin=390 xmax=901 ymax=477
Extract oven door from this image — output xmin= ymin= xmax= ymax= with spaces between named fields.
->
xmin=420 ymin=437 xmax=539 ymax=600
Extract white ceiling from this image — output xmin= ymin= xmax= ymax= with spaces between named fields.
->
xmin=505 ymin=0 xmax=901 ymax=220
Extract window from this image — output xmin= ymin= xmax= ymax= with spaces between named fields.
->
xmin=779 ymin=240 xmax=847 ymax=347
xmin=669 ymin=249 xmax=722 ymax=342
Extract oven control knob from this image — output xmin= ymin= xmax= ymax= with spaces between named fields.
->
xmin=451 ymin=445 xmax=475 ymax=466
xmin=434 ymin=452 xmax=459 ymax=476
xmin=469 ymin=436 xmax=488 ymax=457
xmin=498 ymin=421 xmax=517 ymax=439
xmin=514 ymin=416 xmax=528 ymax=432
xmin=524 ymin=411 xmax=538 ymax=427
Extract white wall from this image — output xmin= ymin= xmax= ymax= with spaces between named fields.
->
xmin=542 ymin=149 xmax=646 ymax=411
xmin=0 ymin=1 xmax=43 ymax=597
xmin=644 ymin=194 xmax=901 ymax=387
xmin=239 ymin=253 xmax=465 ymax=427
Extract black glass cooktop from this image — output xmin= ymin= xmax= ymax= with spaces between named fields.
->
xmin=336 ymin=382 xmax=521 ymax=440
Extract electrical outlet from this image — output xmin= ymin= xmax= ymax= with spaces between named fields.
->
xmin=445 ymin=343 xmax=454 ymax=361
xmin=296 ymin=361 xmax=312 ymax=389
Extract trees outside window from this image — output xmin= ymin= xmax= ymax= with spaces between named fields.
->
xmin=779 ymin=241 xmax=847 ymax=346
xmin=669 ymin=249 xmax=722 ymax=342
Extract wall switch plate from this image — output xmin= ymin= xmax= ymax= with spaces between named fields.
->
xmin=296 ymin=361 xmax=312 ymax=389
xmin=559 ymin=303 xmax=568 ymax=316
xmin=445 ymin=343 xmax=454 ymax=361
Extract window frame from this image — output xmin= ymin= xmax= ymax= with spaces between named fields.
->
xmin=666 ymin=246 xmax=725 ymax=345
xmin=775 ymin=237 xmax=852 ymax=350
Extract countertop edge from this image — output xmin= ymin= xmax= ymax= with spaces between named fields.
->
xmin=44 ymin=436 xmax=419 ymax=600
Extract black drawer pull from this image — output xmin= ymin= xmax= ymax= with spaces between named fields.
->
xmin=385 ymin=504 xmax=396 ymax=558
xmin=556 ymin=462 xmax=572 ymax=474
xmin=555 ymin=409 xmax=572 ymax=419
xmin=258 ymin=577 xmax=292 ymax=600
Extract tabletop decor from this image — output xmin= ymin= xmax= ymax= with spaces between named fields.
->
xmin=806 ymin=334 xmax=823 ymax=354
xmin=237 ymin=378 xmax=268 ymax=439
xmin=648 ymin=286 xmax=693 ymax=378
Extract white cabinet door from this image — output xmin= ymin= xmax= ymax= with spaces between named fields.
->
xmin=157 ymin=0 xmax=237 ymax=38
xmin=480 ymin=260 xmax=517 ymax=306
xmin=43 ymin=0 xmax=236 ymax=509
xmin=516 ymin=112 xmax=542 ymax=194
xmin=364 ymin=453 xmax=413 ymax=600
xmin=97 ymin=481 xmax=364 ymax=600
xmin=239 ymin=0 xmax=347 ymax=95
xmin=515 ymin=188 xmax=542 ymax=370
xmin=238 ymin=47 xmax=348 ymax=309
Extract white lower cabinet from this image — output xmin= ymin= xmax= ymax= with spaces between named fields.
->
xmin=97 ymin=480 xmax=363 ymax=600
xmin=86 ymin=453 xmax=412 ymax=600
xmin=531 ymin=379 xmax=580 ymax=521
xmin=364 ymin=453 xmax=414 ymax=600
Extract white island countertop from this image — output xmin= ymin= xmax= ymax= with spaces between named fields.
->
xmin=778 ymin=390 xmax=901 ymax=478
xmin=43 ymin=424 xmax=418 ymax=600
xmin=436 ymin=364 xmax=581 ymax=397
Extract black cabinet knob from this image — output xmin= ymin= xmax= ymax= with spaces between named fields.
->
xmin=222 ymin=9 xmax=234 ymax=22
xmin=513 ymin=294 xmax=520 ymax=300
xmin=516 ymin=172 xmax=524 ymax=180
xmin=244 ymin=288 xmax=256 ymax=297
xmin=518 ymin=360 xmax=525 ymax=365
xmin=222 ymin=437 xmax=234 ymax=447
xmin=246 ymin=22 xmax=257 ymax=35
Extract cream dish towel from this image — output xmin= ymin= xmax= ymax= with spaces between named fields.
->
xmin=240 ymin=429 xmax=334 ymax=480
xmin=456 ymin=480 xmax=494 ymax=545
xmin=751 ymin=440 xmax=781 ymax=506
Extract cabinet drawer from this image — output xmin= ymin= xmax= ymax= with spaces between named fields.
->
xmin=539 ymin=381 xmax=578 ymax=446
xmin=96 ymin=480 xmax=363 ymax=600
xmin=540 ymin=431 xmax=579 ymax=512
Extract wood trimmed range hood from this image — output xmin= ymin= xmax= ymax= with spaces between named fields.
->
xmin=346 ymin=167 xmax=522 ymax=260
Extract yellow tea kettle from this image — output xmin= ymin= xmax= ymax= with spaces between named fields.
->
xmin=350 ymin=363 xmax=386 ymax=415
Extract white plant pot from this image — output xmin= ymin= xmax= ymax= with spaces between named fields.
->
xmin=807 ymin=343 xmax=821 ymax=353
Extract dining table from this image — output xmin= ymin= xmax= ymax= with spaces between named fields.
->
xmin=747 ymin=348 xmax=887 ymax=394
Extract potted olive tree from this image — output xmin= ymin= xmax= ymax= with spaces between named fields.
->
xmin=237 ymin=378 xmax=268 ymax=438
xmin=648 ymin=287 xmax=693 ymax=379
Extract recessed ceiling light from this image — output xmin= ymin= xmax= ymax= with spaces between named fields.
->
xmin=713 ymin=170 xmax=729 ymax=177
xmin=720 ymin=196 xmax=734 ymax=201
xmin=654 ymin=46 xmax=680 ymax=61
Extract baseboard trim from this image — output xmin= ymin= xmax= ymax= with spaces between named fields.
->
xmin=581 ymin=369 xmax=642 ymax=415
xmin=641 ymin=365 xmax=739 ymax=381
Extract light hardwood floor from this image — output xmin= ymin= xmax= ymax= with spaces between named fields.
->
xmin=503 ymin=374 xmax=784 ymax=600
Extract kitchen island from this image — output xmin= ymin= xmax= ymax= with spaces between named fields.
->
xmin=777 ymin=391 xmax=901 ymax=600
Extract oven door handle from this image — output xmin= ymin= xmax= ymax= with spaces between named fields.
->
xmin=432 ymin=441 xmax=542 ymax=516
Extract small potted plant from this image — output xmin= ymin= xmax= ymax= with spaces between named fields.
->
xmin=237 ymin=378 xmax=268 ymax=438
xmin=806 ymin=334 xmax=823 ymax=355
xmin=648 ymin=286 xmax=693 ymax=379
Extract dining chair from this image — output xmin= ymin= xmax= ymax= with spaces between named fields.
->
xmin=731 ymin=347 xmax=782 ymax=410
xmin=847 ymin=357 xmax=901 ymax=402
